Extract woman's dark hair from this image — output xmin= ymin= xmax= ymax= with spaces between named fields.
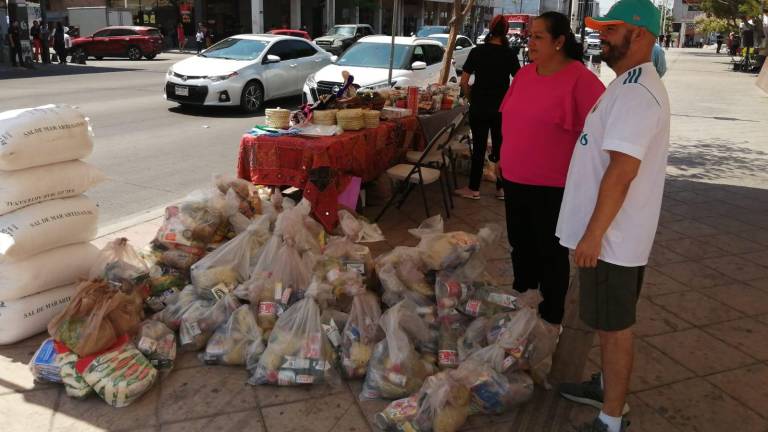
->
xmin=535 ymin=11 xmax=583 ymax=62
xmin=485 ymin=15 xmax=510 ymax=47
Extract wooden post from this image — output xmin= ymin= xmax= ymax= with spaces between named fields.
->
xmin=439 ymin=0 xmax=475 ymax=84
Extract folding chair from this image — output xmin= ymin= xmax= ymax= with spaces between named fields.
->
xmin=375 ymin=124 xmax=455 ymax=222
xmin=446 ymin=114 xmax=472 ymax=191
xmin=405 ymin=122 xmax=456 ymax=209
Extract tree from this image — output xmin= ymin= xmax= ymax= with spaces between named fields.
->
xmin=694 ymin=15 xmax=736 ymax=34
xmin=439 ymin=0 xmax=476 ymax=84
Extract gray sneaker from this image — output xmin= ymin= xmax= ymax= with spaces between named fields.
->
xmin=575 ymin=416 xmax=630 ymax=432
xmin=559 ymin=372 xmax=630 ymax=415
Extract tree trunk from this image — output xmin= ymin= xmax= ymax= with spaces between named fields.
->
xmin=439 ymin=0 xmax=475 ymax=84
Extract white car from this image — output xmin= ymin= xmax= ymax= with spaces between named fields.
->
xmin=476 ymin=29 xmax=489 ymax=45
xmin=303 ymin=36 xmax=457 ymax=104
xmin=426 ymin=33 xmax=474 ymax=72
xmin=165 ymin=34 xmax=332 ymax=112
xmin=585 ymin=33 xmax=601 ymax=57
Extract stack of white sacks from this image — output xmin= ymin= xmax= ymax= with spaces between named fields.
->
xmin=0 ymin=105 xmax=105 ymax=344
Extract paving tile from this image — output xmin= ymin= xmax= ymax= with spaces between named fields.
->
xmin=173 ymin=350 xmax=205 ymax=370
xmin=700 ymin=283 xmax=768 ymax=316
xmin=260 ymin=388 xmax=364 ymax=432
xmin=657 ymin=238 xmax=727 ymax=260
xmin=746 ymin=278 xmax=768 ymax=291
xmin=348 ymin=380 xmax=390 ymax=429
xmin=661 ymin=219 xmax=720 ymax=238
xmin=645 ymin=328 xmax=754 ymax=376
xmin=160 ymin=410 xmax=266 ymax=432
xmin=707 ymin=363 xmax=768 ymax=419
xmin=665 ymin=190 xmax=713 ymax=204
xmin=622 ymin=395 xmax=682 ymax=432
xmin=159 ymin=365 xmax=258 ymax=423
xmin=700 ymin=255 xmax=768 ymax=282
xmin=696 ymin=215 xmax=757 ymax=234
xmin=653 ymin=224 xmax=689 ymax=243
xmin=654 ymin=261 xmax=736 ymax=289
xmin=739 ymin=228 xmax=768 ymax=247
xmin=587 ymin=340 xmax=694 ymax=393
xmin=741 ymin=250 xmax=768 ymax=267
xmin=647 ymin=244 xmax=688 ymax=267
xmin=53 ymin=383 xmax=160 ymax=431
xmin=650 ymin=290 xmax=743 ymax=326
xmin=757 ymin=314 xmax=768 ymax=326
xmin=484 ymin=259 xmax=515 ymax=286
xmin=634 ymin=298 xmax=693 ymax=337
xmin=640 ymin=268 xmax=690 ymax=297
xmin=698 ymin=233 xmax=765 ymax=255
xmin=637 ymin=378 xmax=767 ymax=432
xmin=254 ymin=380 xmax=349 ymax=408
xmin=703 ymin=318 xmax=768 ymax=361
xmin=0 ymin=343 xmax=57 ymax=395
xmin=0 ymin=388 xmax=59 ymax=432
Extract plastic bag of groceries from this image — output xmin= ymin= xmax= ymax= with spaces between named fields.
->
xmin=179 ymin=293 xmax=240 ymax=352
xmin=323 ymin=236 xmax=375 ymax=284
xmin=249 ymin=282 xmax=337 ymax=386
xmin=214 ymin=174 xmax=263 ymax=219
xmin=360 ymin=299 xmax=436 ymax=400
xmin=48 ymin=280 xmax=144 ymax=357
xmin=57 ymin=349 xmax=93 ymax=398
xmin=338 ymin=209 xmax=385 ymax=243
xmin=135 ymin=320 xmax=176 ymax=374
xmin=190 ymin=215 xmax=271 ymax=295
xmin=376 ymin=247 xmax=433 ymax=307
xmin=458 ymin=359 xmax=534 ymax=415
xmin=457 ymin=317 xmax=488 ymax=362
xmin=338 ymin=289 xmax=383 ymax=379
xmin=375 ymin=369 xmax=472 ymax=432
xmin=152 ymin=285 xmax=199 ymax=331
xmin=82 ymin=339 xmax=158 ymax=408
xmin=408 ymin=215 xmax=444 ymax=239
xmin=417 ymin=224 xmax=503 ymax=272
xmin=461 ymin=283 xmax=542 ymax=319
xmin=155 ymin=189 xmax=229 ymax=252
xmin=519 ymin=318 xmax=560 ymax=389
xmin=89 ymin=238 xmax=151 ymax=298
xmin=202 ymin=305 xmax=265 ymax=367
xmin=475 ymin=307 xmax=540 ymax=374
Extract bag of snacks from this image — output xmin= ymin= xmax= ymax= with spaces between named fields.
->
xmin=360 ymin=299 xmax=435 ymax=400
xmin=179 ymin=293 xmax=240 ymax=351
xmin=202 ymin=305 xmax=264 ymax=366
xmin=135 ymin=320 xmax=176 ymax=374
xmin=249 ymin=284 xmax=336 ymax=386
xmin=82 ymin=341 xmax=158 ymax=408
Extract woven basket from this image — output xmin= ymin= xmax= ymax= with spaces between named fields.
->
xmin=265 ymin=108 xmax=290 ymax=129
xmin=336 ymin=109 xmax=364 ymax=131
xmin=363 ymin=110 xmax=380 ymax=129
xmin=312 ymin=109 xmax=337 ymax=126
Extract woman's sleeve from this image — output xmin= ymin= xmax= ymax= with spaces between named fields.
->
xmin=563 ymin=68 xmax=605 ymax=131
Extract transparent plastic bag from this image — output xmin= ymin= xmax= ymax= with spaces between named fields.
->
xmin=202 ymin=305 xmax=264 ymax=366
xmin=249 ymin=288 xmax=337 ymax=386
xmin=214 ymin=174 xmax=262 ymax=219
xmin=338 ymin=209 xmax=385 ymax=243
xmin=155 ymin=189 xmax=228 ymax=250
xmin=135 ymin=320 xmax=176 ymax=374
xmin=462 ymin=284 xmax=542 ymax=319
xmin=520 ymin=318 xmax=560 ymax=389
xmin=458 ymin=358 xmax=534 ymax=415
xmin=408 ymin=215 xmax=444 ymax=239
xmin=340 ymin=291 xmax=383 ymax=378
xmin=458 ymin=317 xmax=488 ymax=363
xmin=89 ymin=238 xmax=151 ymax=298
xmin=360 ymin=300 xmax=434 ymax=400
xmin=474 ymin=307 xmax=539 ymax=373
xmin=323 ymin=236 xmax=374 ymax=282
xmin=375 ymin=247 xmax=431 ymax=307
xmin=152 ymin=284 xmax=199 ymax=331
xmin=417 ymin=231 xmax=482 ymax=271
xmin=179 ymin=293 xmax=240 ymax=352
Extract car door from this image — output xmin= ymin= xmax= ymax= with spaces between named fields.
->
xmin=290 ymin=40 xmax=328 ymax=93
xmin=454 ymin=36 xmax=473 ymax=70
xmin=421 ymin=43 xmax=445 ymax=86
xmin=89 ymin=29 xmax=112 ymax=56
xmin=261 ymin=40 xmax=299 ymax=99
xmin=106 ymin=28 xmax=134 ymax=56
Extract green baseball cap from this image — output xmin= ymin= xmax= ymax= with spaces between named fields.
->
xmin=586 ymin=0 xmax=661 ymax=37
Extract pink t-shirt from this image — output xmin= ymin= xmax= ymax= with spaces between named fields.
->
xmin=499 ymin=61 xmax=605 ymax=187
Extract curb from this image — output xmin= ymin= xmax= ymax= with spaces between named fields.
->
xmin=96 ymin=205 xmax=166 ymax=239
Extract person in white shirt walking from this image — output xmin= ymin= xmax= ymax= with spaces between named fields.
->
xmin=195 ymin=25 xmax=205 ymax=54
xmin=555 ymin=0 xmax=671 ymax=431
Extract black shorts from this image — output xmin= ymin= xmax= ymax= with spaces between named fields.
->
xmin=579 ymin=260 xmax=645 ymax=331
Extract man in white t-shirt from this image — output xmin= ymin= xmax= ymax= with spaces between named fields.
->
xmin=555 ymin=0 xmax=670 ymax=431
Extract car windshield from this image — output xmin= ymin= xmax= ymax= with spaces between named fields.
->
xmin=416 ymin=27 xmax=446 ymax=37
xmin=328 ymin=26 xmax=355 ymax=36
xmin=201 ymin=38 xmax=268 ymax=60
xmin=337 ymin=42 xmax=411 ymax=69
xmin=427 ymin=36 xmax=448 ymax=46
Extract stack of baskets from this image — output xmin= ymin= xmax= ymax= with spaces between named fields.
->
xmin=312 ymin=109 xmax=338 ymax=126
xmin=265 ymin=108 xmax=290 ymax=129
xmin=336 ymin=109 xmax=364 ymax=131
xmin=363 ymin=110 xmax=380 ymax=129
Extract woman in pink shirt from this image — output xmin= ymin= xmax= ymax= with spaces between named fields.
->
xmin=499 ymin=12 xmax=605 ymax=325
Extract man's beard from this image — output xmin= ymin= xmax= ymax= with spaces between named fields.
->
xmin=600 ymin=31 xmax=633 ymax=67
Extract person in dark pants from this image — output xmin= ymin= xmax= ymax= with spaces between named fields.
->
xmin=52 ymin=22 xmax=67 ymax=64
xmin=498 ymin=12 xmax=604 ymax=325
xmin=455 ymin=15 xmax=520 ymax=200
xmin=716 ymin=33 xmax=724 ymax=53
xmin=8 ymin=21 xmax=24 ymax=67
xmin=30 ymin=21 xmax=42 ymax=62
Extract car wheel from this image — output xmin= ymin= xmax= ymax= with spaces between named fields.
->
xmin=95 ymin=56 xmax=103 ymax=60
xmin=127 ymin=46 xmax=142 ymax=61
xmin=71 ymin=47 xmax=86 ymax=59
xmin=145 ymin=54 xmax=157 ymax=60
xmin=241 ymin=81 xmax=264 ymax=114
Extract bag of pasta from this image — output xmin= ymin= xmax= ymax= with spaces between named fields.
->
xmin=202 ymin=305 xmax=264 ymax=366
xmin=249 ymin=283 xmax=336 ymax=386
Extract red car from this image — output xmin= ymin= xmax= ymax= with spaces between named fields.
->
xmin=70 ymin=26 xmax=163 ymax=60
xmin=267 ymin=29 xmax=311 ymax=40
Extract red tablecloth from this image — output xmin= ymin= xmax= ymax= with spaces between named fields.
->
xmin=237 ymin=117 xmax=420 ymax=231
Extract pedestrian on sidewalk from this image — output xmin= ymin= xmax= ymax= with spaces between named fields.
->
xmin=177 ymin=23 xmax=186 ymax=51
xmin=30 ymin=21 xmax=42 ymax=62
xmin=195 ymin=25 xmax=205 ymax=53
xmin=716 ymin=33 xmax=724 ymax=53
xmin=455 ymin=14 xmax=520 ymax=200
xmin=52 ymin=22 xmax=67 ymax=65
xmin=497 ymin=11 xmax=604 ymax=326
xmin=556 ymin=0 xmax=671 ymax=431
xmin=8 ymin=21 xmax=24 ymax=67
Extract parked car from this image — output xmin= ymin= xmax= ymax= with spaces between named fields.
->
xmin=314 ymin=24 xmax=375 ymax=55
xmin=303 ymin=36 xmax=457 ymax=105
xmin=476 ymin=29 xmax=489 ymax=44
xmin=268 ymin=29 xmax=311 ymax=40
xmin=165 ymin=34 xmax=332 ymax=113
xmin=425 ymin=33 xmax=474 ymax=71
xmin=584 ymin=32 xmax=601 ymax=57
xmin=415 ymin=26 xmax=450 ymax=37
xmin=70 ymin=26 xmax=163 ymax=60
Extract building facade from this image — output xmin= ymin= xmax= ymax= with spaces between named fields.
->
xmin=672 ymin=0 xmax=704 ymax=47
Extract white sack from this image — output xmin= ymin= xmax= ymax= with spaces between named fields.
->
xmin=0 ymin=284 xmax=77 ymax=345
xmin=0 ymin=195 xmax=99 ymax=261
xmin=0 ymin=243 xmax=99 ymax=301
xmin=0 ymin=105 xmax=94 ymax=171
xmin=0 ymin=160 xmax=106 ymax=216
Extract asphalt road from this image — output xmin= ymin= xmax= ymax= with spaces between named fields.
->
xmin=0 ymin=53 xmax=302 ymax=229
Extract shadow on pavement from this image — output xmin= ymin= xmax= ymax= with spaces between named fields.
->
xmin=167 ymin=95 xmax=302 ymax=119
xmin=0 ymin=63 xmax=137 ymax=80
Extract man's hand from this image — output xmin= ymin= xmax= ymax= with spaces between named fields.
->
xmin=575 ymin=232 xmax=602 ymax=268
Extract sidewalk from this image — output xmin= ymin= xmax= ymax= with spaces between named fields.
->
xmin=1 ymin=48 xmax=767 ymax=432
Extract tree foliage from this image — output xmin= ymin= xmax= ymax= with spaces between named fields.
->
xmin=694 ymin=15 xmax=735 ymax=34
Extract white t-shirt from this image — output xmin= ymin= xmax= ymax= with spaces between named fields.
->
xmin=556 ymin=62 xmax=671 ymax=267
xmin=196 ymin=31 xmax=205 ymax=42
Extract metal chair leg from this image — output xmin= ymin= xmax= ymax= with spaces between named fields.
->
xmin=375 ymin=180 xmax=401 ymax=222
xmin=419 ymin=181 xmax=430 ymax=218
xmin=397 ymin=182 xmax=414 ymax=209
xmin=439 ymin=174 xmax=451 ymax=219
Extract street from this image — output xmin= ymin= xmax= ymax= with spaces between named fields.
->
xmin=0 ymin=53 xmax=302 ymax=229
